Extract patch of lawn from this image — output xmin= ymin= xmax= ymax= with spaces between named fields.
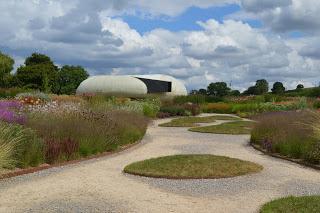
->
xmin=123 ymin=154 xmax=263 ymax=179
xmin=189 ymin=121 xmax=254 ymax=135
xmin=260 ymin=196 xmax=320 ymax=213
xmin=159 ymin=115 xmax=241 ymax=127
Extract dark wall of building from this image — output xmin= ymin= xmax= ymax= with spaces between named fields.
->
xmin=136 ymin=77 xmax=172 ymax=93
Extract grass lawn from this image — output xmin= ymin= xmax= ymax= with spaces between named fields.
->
xmin=123 ymin=154 xmax=263 ymax=179
xmin=159 ymin=115 xmax=241 ymax=127
xmin=260 ymin=196 xmax=320 ymax=213
xmin=189 ymin=121 xmax=254 ymax=134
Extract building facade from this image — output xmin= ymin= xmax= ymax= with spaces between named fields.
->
xmin=76 ymin=74 xmax=188 ymax=98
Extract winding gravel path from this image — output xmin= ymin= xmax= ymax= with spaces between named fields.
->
xmin=0 ymin=114 xmax=320 ymax=213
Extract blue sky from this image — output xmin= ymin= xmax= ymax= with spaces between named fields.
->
xmin=121 ymin=4 xmax=252 ymax=33
xmin=0 ymin=0 xmax=319 ymax=91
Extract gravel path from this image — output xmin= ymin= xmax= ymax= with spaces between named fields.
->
xmin=0 ymin=114 xmax=320 ymax=213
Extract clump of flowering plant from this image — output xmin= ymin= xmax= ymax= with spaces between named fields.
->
xmin=16 ymin=92 xmax=50 ymax=106
xmin=0 ymin=100 xmax=26 ymax=124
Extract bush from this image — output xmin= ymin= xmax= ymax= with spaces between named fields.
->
xmin=201 ymin=103 xmax=232 ymax=113
xmin=251 ymin=111 xmax=319 ymax=164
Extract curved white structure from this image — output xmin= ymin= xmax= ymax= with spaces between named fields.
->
xmin=76 ymin=74 xmax=187 ymax=98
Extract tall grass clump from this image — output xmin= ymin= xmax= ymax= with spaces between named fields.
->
xmin=26 ymin=110 xmax=148 ymax=163
xmin=0 ymin=122 xmax=44 ymax=171
xmin=251 ymin=111 xmax=320 ymax=164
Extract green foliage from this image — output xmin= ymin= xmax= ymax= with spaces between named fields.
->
xmin=25 ymin=53 xmax=53 ymax=66
xmin=54 ymin=65 xmax=89 ymax=95
xmin=255 ymin=79 xmax=269 ymax=95
xmin=190 ymin=121 xmax=254 ymax=135
xmin=271 ymin=82 xmax=286 ymax=94
xmin=201 ymin=103 xmax=232 ymax=113
xmin=313 ymin=100 xmax=320 ymax=109
xmin=160 ymin=105 xmax=189 ymax=116
xmin=243 ymin=79 xmax=269 ymax=95
xmin=296 ymin=84 xmax=304 ymax=89
xmin=0 ymin=122 xmax=43 ymax=170
xmin=0 ymin=51 xmax=14 ymax=87
xmin=260 ymin=196 xmax=320 ymax=213
xmin=0 ymin=88 xmax=31 ymax=99
xmin=250 ymin=111 xmax=319 ymax=164
xmin=26 ymin=110 xmax=148 ymax=163
xmin=16 ymin=60 xmax=58 ymax=92
xmin=174 ymin=95 xmax=206 ymax=104
xmin=207 ymin=82 xmax=231 ymax=97
xmin=160 ymin=103 xmax=200 ymax=117
xmin=16 ymin=91 xmax=51 ymax=102
xmin=230 ymin=90 xmax=240 ymax=96
xmin=0 ymin=123 xmax=20 ymax=170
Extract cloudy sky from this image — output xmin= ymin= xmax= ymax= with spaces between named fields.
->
xmin=1 ymin=0 xmax=319 ymax=91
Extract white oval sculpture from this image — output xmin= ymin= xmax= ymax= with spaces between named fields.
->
xmin=76 ymin=74 xmax=187 ymax=98
xmin=76 ymin=75 xmax=148 ymax=97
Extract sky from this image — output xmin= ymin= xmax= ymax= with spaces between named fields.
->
xmin=0 ymin=0 xmax=320 ymax=91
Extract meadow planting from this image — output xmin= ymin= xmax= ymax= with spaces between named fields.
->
xmin=0 ymin=92 xmax=152 ymax=173
xmin=251 ymin=110 xmax=320 ymax=165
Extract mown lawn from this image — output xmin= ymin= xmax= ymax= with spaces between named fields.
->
xmin=124 ymin=154 xmax=263 ymax=179
xmin=260 ymin=196 xmax=320 ymax=213
xmin=189 ymin=121 xmax=254 ymax=134
xmin=159 ymin=115 xmax=241 ymax=127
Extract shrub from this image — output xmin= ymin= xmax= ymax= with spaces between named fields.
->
xmin=201 ymin=103 xmax=232 ymax=113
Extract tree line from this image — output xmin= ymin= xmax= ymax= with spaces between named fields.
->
xmin=191 ymin=79 xmax=305 ymax=97
xmin=0 ymin=51 xmax=89 ymax=95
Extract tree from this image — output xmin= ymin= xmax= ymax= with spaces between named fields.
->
xmin=271 ymin=82 xmax=285 ymax=94
xmin=296 ymin=84 xmax=304 ymax=90
xmin=16 ymin=53 xmax=58 ymax=92
xmin=0 ymin=51 xmax=14 ymax=87
xmin=207 ymin=82 xmax=231 ymax=97
xmin=198 ymin=88 xmax=207 ymax=95
xmin=25 ymin=53 xmax=52 ymax=66
xmin=54 ymin=65 xmax=89 ymax=95
xmin=243 ymin=86 xmax=256 ymax=95
xmin=230 ymin=90 xmax=240 ymax=96
xmin=255 ymin=79 xmax=269 ymax=95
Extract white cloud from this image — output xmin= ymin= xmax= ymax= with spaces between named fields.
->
xmin=0 ymin=0 xmax=319 ymax=91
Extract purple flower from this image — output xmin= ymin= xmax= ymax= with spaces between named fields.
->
xmin=0 ymin=100 xmax=26 ymax=124
xmin=0 ymin=100 xmax=22 ymax=109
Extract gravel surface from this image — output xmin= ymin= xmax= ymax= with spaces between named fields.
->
xmin=0 ymin=114 xmax=320 ymax=213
